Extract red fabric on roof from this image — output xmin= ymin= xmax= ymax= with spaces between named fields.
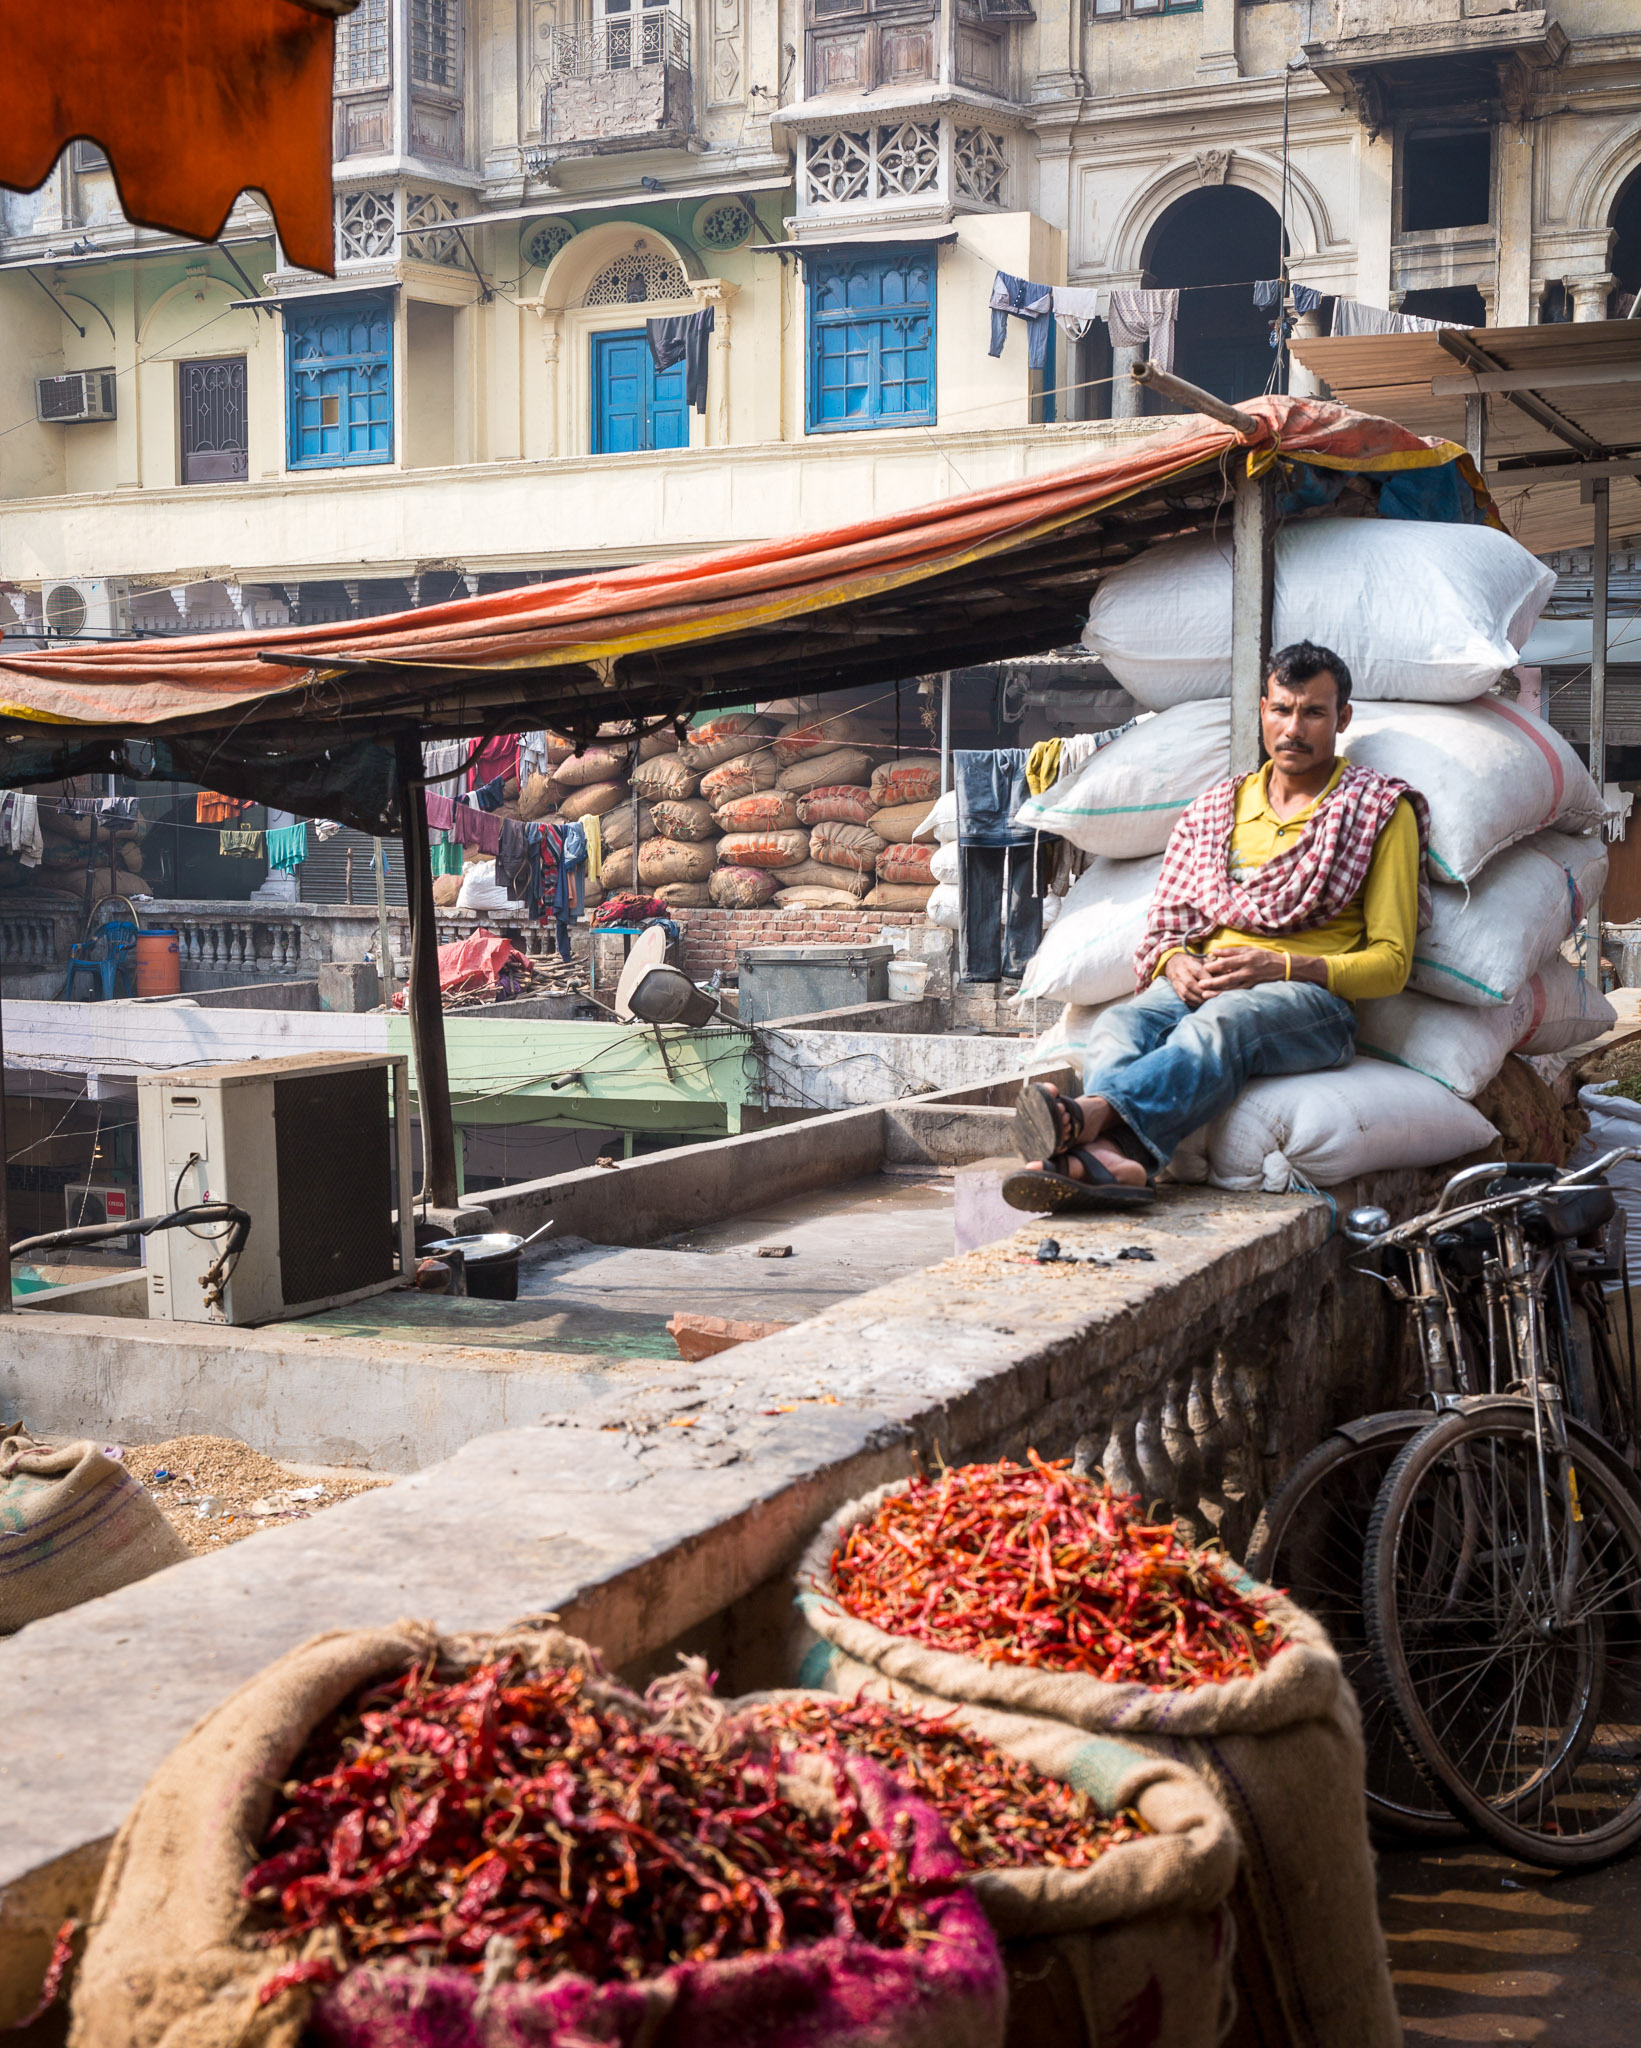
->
xmin=0 ymin=0 xmax=338 ymax=274
xmin=0 ymin=398 xmax=1489 ymax=733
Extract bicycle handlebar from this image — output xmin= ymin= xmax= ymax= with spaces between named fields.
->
xmin=1358 ymin=1148 xmax=1641 ymax=1253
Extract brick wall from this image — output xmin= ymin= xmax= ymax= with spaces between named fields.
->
xmin=669 ymin=907 xmax=927 ymax=981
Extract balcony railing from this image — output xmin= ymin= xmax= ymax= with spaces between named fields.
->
xmin=543 ymin=7 xmax=690 ymax=80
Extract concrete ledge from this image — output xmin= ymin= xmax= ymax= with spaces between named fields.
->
xmin=15 ymin=1270 xmax=147 ymax=1318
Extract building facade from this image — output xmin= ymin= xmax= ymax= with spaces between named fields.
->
xmin=1 ymin=0 xmax=1639 ymax=641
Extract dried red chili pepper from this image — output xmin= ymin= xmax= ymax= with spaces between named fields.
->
xmin=245 ymin=1656 xmax=944 ymax=1988
xmin=8 ymin=1918 xmax=76 ymax=2031
xmin=828 ymin=1456 xmax=1280 ymax=1687
xmin=744 ymin=1695 xmax=1148 ymax=1870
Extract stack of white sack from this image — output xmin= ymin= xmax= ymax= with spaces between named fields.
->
xmin=916 ymin=788 xmax=961 ymax=930
xmin=1014 ymin=517 xmax=1618 ymax=1185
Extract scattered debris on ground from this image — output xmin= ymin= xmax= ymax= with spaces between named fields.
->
xmin=121 ymin=1435 xmax=389 ymax=1553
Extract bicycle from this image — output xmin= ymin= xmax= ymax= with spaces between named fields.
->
xmin=1247 ymin=1151 xmax=1641 ymax=1867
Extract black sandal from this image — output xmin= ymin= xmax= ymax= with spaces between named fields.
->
xmin=1013 ymin=1081 xmax=1084 ymax=1163
xmin=1001 ymin=1145 xmax=1157 ymax=1215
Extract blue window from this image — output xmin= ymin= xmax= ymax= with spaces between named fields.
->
xmin=285 ymin=295 xmax=394 ymax=470
xmin=806 ymin=251 xmax=935 ymax=434
xmin=591 ymin=329 xmax=689 ymax=454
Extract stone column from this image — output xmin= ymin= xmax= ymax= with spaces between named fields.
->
xmin=1573 ymin=275 xmax=1617 ymax=322
xmin=527 ymin=307 xmax=563 ymax=456
xmin=1287 ymin=306 xmax=1325 ymax=397
xmin=1111 ymin=344 xmax=1146 ymax=418
xmin=1494 ymin=124 xmax=1534 ymax=328
xmin=1355 ymin=130 xmax=1394 ymax=309
xmin=689 ymin=280 xmax=740 ymax=445
xmin=1197 ymin=0 xmax=1240 ymax=83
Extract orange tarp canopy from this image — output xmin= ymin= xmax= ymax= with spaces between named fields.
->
xmin=0 ymin=397 xmax=1490 ymax=746
xmin=0 ymin=0 xmax=344 ymax=276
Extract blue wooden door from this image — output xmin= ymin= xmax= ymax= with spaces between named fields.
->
xmin=592 ymin=329 xmax=689 ymax=453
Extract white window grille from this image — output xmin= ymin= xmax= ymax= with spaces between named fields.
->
xmin=805 ymin=132 xmax=872 ymax=206
xmin=405 ymin=192 xmax=464 ymax=266
xmin=547 ymin=0 xmax=688 ymax=78
xmin=876 ymin=124 xmax=939 ymax=199
xmin=337 ymin=0 xmax=391 ymax=88
xmin=582 ymin=247 xmax=689 ymax=306
xmin=411 ymin=0 xmax=460 ymax=91
xmin=954 ymin=129 xmax=1009 ymax=207
xmin=337 ymin=189 xmax=399 ymax=262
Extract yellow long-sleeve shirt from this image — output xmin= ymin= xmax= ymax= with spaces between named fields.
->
xmin=1158 ymin=760 xmax=1420 ymax=1004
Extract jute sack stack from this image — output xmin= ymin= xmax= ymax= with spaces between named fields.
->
xmin=742 ymin=1690 xmax=1239 ymax=2048
xmin=790 ymin=1481 xmax=1401 ymax=2048
xmin=71 ymin=1622 xmax=1005 ymax=2048
xmin=0 ymin=1431 xmax=187 ymax=1632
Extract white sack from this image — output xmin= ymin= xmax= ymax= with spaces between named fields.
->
xmin=1353 ymin=970 xmax=1609 ymax=1097
xmin=929 ymin=839 xmax=959 ymax=885
xmin=1343 ymin=699 xmax=1604 ymax=884
xmin=926 ymin=881 xmax=959 ymax=930
xmin=1410 ymin=830 xmax=1608 ymax=1006
xmin=1083 ymin=520 xmax=1554 ymax=708
xmin=1575 ymin=1085 xmax=1641 ymax=1275
xmin=1015 ymin=702 xmax=1230 ymax=859
xmin=1027 ymin=1000 xmax=1120 ymax=1081
xmin=913 ymin=789 xmax=958 ymax=843
xmin=1514 ymin=956 xmax=1616 ymax=1055
xmin=454 ymin=860 xmax=525 ymax=915
xmin=1012 ymin=855 xmax=1162 ymax=1008
xmin=1170 ymin=1059 xmax=1499 ymax=1194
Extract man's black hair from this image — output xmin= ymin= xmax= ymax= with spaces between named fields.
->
xmin=1264 ymin=640 xmax=1352 ymax=708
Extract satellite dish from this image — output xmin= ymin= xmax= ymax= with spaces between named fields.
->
xmin=613 ymin=925 xmax=670 ymax=1021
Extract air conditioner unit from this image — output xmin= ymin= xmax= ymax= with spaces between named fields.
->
xmin=138 ymin=1053 xmax=415 ymax=1326
xmin=41 ymin=578 xmax=131 ymax=639
xmin=36 ymin=369 xmax=117 ymax=423
xmin=64 ymin=1182 xmax=139 ymax=1255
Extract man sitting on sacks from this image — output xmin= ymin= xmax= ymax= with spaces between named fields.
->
xmin=1006 ymin=639 xmax=1429 ymax=1212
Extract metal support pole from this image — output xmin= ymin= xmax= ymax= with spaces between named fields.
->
xmin=939 ymin=671 xmax=953 ymax=793
xmin=630 ymin=732 xmax=642 ymax=892
xmin=1464 ymin=391 xmax=1487 ymax=473
xmin=1230 ymin=457 xmax=1276 ymax=776
xmin=395 ymin=734 xmax=459 ymax=1211
xmin=0 ymin=991 xmax=12 ymax=1307
xmin=1586 ymin=478 xmax=1610 ymax=982
xmin=372 ymin=837 xmax=393 ymax=1002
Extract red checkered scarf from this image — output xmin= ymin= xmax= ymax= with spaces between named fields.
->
xmin=1134 ymin=762 xmax=1431 ymax=988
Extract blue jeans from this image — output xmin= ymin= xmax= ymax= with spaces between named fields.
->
xmin=1080 ymin=979 xmax=1357 ymax=1169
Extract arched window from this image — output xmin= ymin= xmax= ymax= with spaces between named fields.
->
xmin=1143 ymin=187 xmax=1286 ymax=407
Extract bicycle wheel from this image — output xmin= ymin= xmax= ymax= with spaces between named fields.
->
xmin=1364 ymin=1401 xmax=1641 ymax=1868
xmin=1245 ymin=1416 xmax=1462 ymax=1840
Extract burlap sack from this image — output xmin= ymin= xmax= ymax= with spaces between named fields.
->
xmin=633 ymin=754 xmax=700 ymax=803
xmin=777 ymin=747 xmax=874 ymax=795
xmin=791 ymin=1480 xmax=1400 ymax=2048
xmin=711 ymin=865 xmax=782 ymax=908
xmin=653 ymin=881 xmax=713 ymax=908
xmin=679 ymin=715 xmax=777 ymax=773
xmin=774 ymin=887 xmax=863 ymax=909
xmin=870 ymin=759 xmax=942 ymax=808
xmin=75 ymin=1624 xmax=1004 ymax=2048
xmin=780 ymin=858 xmax=873 ymax=898
xmin=873 ymin=798 xmax=937 ymax=846
xmin=552 ymin=745 xmax=628 ymax=790
xmin=864 ymin=884 xmax=934 ymax=909
xmin=717 ymin=828 xmax=810 ymax=871
xmin=650 ymin=797 xmax=717 ymax=842
xmin=515 ymin=771 xmax=558 ymax=822
xmin=715 ymin=791 xmax=800 ymax=834
xmin=878 ymin=840 xmax=936 ymax=885
xmin=599 ymin=800 xmax=656 ymax=853
xmin=701 ymin=748 xmax=780 ymax=807
xmin=639 ymin=837 xmax=715 ymax=885
xmin=560 ymin=778 xmax=628 ymax=822
xmin=430 ymin=873 xmax=462 ymax=907
xmin=598 ymin=846 xmax=642 ymax=892
xmin=809 ymin=820 xmax=885 ymax=874
xmin=742 ymin=1688 xmax=1237 ymax=2048
xmin=797 ymin=786 xmax=877 ymax=828
xmin=0 ymin=1433 xmax=187 ymax=1633
xmin=598 ymin=720 xmax=678 ymax=760
xmin=774 ymin=712 xmax=874 ymax=764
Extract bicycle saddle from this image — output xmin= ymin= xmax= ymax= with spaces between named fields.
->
xmin=1520 ymin=1184 xmax=1616 ymax=1245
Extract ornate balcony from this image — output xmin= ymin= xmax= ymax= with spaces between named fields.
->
xmin=1304 ymin=6 xmax=1569 ymax=131
xmin=537 ymin=7 xmax=694 ymax=155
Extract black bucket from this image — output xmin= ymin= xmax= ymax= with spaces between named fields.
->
xmin=423 ymin=1233 xmax=522 ymax=1302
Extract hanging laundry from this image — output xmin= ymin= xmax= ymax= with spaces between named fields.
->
xmin=646 ymin=308 xmax=715 ymax=416
xmin=472 ymin=733 xmax=519 ymax=789
xmin=0 ymin=792 xmax=41 ymax=867
xmin=219 ymin=829 xmax=265 ymax=859
xmin=989 ymin=272 xmax=1053 ymax=369
xmin=1050 ymin=284 xmax=1107 ymax=341
xmin=1291 ymin=284 xmax=1322 ymax=317
xmin=196 ymin=791 xmax=243 ymax=824
xmin=313 ymin=819 xmax=343 ymax=841
xmin=1025 ymin=738 xmax=1063 ymax=798
xmin=266 ymin=821 xmax=308 ymax=872
xmin=429 ymin=839 xmax=464 ymax=878
xmin=1106 ymin=289 xmax=1180 ymax=374
xmin=426 ymin=787 xmax=503 ymax=856
xmin=517 ymin=731 xmax=555 ymax=783
xmin=470 ymin=775 xmax=510 ymax=813
xmin=422 ymin=737 xmax=467 ymax=782
xmin=1331 ymin=297 xmax=1467 ymax=337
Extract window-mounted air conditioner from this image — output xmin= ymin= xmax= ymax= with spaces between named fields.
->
xmin=41 ymin=578 xmax=131 ymax=639
xmin=138 ymin=1053 xmax=416 ymax=1326
xmin=36 ymin=370 xmax=117 ymax=423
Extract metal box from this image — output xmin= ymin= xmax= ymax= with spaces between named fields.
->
xmin=736 ymin=943 xmax=895 ymax=1024
xmin=138 ymin=1053 xmax=415 ymax=1326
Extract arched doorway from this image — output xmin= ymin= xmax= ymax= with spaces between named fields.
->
xmin=1611 ymin=165 xmax=1641 ymax=316
xmin=1142 ymin=187 xmax=1286 ymax=406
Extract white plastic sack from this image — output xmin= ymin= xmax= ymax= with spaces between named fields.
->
xmin=454 ymin=860 xmax=525 ymax=915
xmin=1027 ymin=1000 xmax=1119 ymax=1081
xmin=929 ymin=839 xmax=959 ymax=886
xmin=1015 ymin=702 xmax=1229 ymax=859
xmin=1011 ymin=855 xmax=1162 ymax=1008
xmin=926 ymin=881 xmax=959 ymax=930
xmin=1170 ymin=1058 xmax=1499 ymax=1193
xmin=1575 ymin=1084 xmax=1641 ymax=1275
xmin=1410 ymin=830 xmax=1607 ymax=1006
xmin=1514 ymin=956 xmax=1616 ymax=1055
xmin=913 ymin=789 xmax=958 ymax=843
xmin=1343 ymin=699 xmax=1604 ymax=884
xmin=1083 ymin=520 xmax=1554 ymax=708
xmin=1355 ymin=987 xmax=1526 ymax=1099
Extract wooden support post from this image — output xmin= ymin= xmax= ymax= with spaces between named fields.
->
xmin=396 ymin=733 xmax=459 ymax=1211
xmin=1230 ymin=456 xmax=1275 ymax=776
xmin=1586 ymin=478 xmax=1610 ymax=982
xmin=939 ymin=670 xmax=952 ymax=794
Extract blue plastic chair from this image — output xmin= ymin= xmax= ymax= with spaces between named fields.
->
xmin=64 ymin=920 xmax=138 ymax=1001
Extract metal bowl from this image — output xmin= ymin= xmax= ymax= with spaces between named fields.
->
xmin=423 ymin=1232 xmax=525 ymax=1264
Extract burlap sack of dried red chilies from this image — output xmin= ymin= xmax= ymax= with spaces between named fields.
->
xmin=739 ymin=1688 xmax=1239 ymax=2048
xmin=68 ymin=1622 xmax=1007 ymax=2048
xmin=789 ymin=1465 xmax=1401 ymax=2048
